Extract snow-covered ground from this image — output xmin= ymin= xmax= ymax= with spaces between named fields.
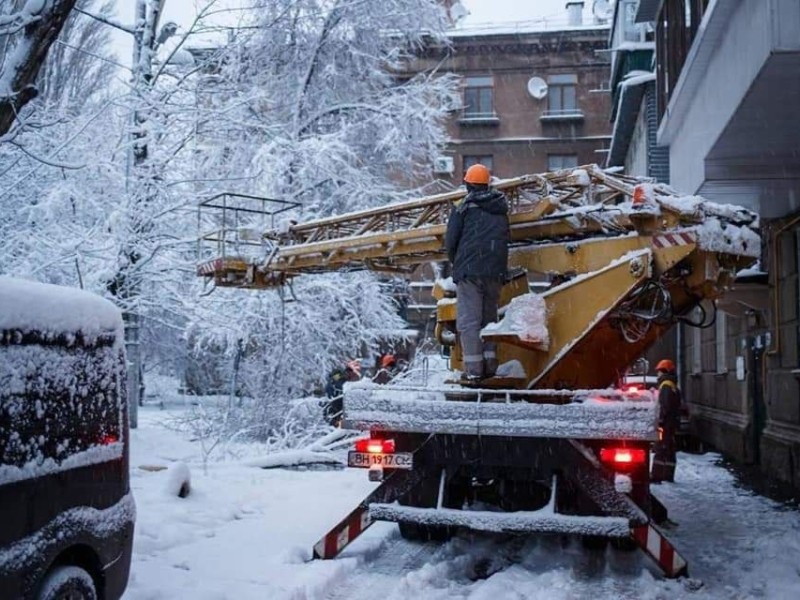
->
xmin=125 ymin=406 xmax=800 ymax=599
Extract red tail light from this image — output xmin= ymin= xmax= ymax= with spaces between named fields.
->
xmin=625 ymin=385 xmax=641 ymax=393
xmin=100 ymin=434 xmax=118 ymax=445
xmin=600 ymin=447 xmax=646 ymax=468
xmin=355 ymin=438 xmax=395 ymax=454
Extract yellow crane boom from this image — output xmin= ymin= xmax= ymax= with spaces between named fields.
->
xmin=197 ymin=164 xmax=759 ymax=392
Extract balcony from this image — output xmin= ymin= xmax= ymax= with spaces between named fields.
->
xmin=540 ymin=109 xmax=585 ymax=122
xmin=658 ymin=0 xmax=800 ymax=218
xmin=458 ymin=111 xmax=500 ymax=126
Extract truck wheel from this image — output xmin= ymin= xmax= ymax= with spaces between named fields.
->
xmin=38 ymin=566 xmax=97 ymax=600
xmin=398 ymin=521 xmax=453 ymax=542
xmin=398 ymin=521 xmax=423 ymax=541
xmin=580 ymin=535 xmax=608 ymax=550
xmin=610 ymin=537 xmax=638 ymax=552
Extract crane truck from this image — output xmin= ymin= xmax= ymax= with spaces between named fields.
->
xmin=196 ymin=165 xmax=760 ymax=578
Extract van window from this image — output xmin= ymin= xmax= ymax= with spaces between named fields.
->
xmin=0 ymin=331 xmax=125 ymax=485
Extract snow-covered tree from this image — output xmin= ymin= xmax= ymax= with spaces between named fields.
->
xmin=0 ymin=0 xmax=80 ymax=137
xmin=0 ymin=0 xmax=457 ymax=441
xmin=179 ymin=0 xmax=458 ymax=438
xmin=198 ymin=0 xmax=460 ymax=215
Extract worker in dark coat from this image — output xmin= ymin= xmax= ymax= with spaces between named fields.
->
xmin=651 ymin=359 xmax=682 ymax=483
xmin=322 ymin=360 xmax=360 ymax=426
xmin=445 ymin=163 xmax=510 ymax=381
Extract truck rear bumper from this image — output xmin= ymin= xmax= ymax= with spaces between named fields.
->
xmin=343 ymin=383 xmax=658 ymax=441
xmin=369 ymin=503 xmax=632 ymax=538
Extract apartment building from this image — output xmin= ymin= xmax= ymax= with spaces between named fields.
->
xmin=637 ymin=0 xmax=800 ymax=491
xmin=408 ymin=5 xmax=612 ymax=185
xmin=403 ymin=4 xmax=613 ymax=329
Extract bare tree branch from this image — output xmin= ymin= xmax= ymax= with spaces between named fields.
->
xmin=73 ymin=5 xmax=135 ymax=35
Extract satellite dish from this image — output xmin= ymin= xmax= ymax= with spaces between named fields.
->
xmin=527 ymin=77 xmax=548 ymax=100
xmin=592 ymin=0 xmax=613 ymax=22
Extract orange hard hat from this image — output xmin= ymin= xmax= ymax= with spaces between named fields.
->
xmin=464 ymin=164 xmax=491 ymax=185
xmin=655 ymin=359 xmax=676 ymax=373
xmin=381 ymin=354 xmax=396 ymax=369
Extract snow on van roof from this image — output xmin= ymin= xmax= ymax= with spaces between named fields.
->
xmin=0 ymin=277 xmax=123 ymax=340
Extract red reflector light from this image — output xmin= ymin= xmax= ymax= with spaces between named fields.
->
xmin=355 ymin=438 xmax=395 ymax=454
xmin=600 ymin=447 xmax=646 ymax=466
xmin=101 ymin=434 xmax=118 ymax=445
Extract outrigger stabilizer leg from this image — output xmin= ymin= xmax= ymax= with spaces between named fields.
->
xmin=312 ymin=465 xmax=433 ymax=559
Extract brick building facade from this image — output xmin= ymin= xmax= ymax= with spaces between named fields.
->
xmin=401 ymin=18 xmax=613 ymax=331
xmin=408 ymin=21 xmax=612 ymax=185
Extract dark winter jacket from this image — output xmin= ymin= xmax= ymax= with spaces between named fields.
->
xmin=657 ymin=372 xmax=682 ymax=431
xmin=325 ymin=368 xmax=346 ymax=399
xmin=445 ymin=188 xmax=510 ymax=283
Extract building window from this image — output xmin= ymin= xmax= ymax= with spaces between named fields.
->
xmin=463 ymin=155 xmax=493 ymax=178
xmin=656 ymin=0 xmax=711 ymax=119
xmin=622 ymin=0 xmax=640 ymax=41
xmin=547 ymin=74 xmax=578 ymax=115
xmin=463 ymin=76 xmax=494 ymax=118
xmin=715 ymin=310 xmax=727 ymax=374
xmin=548 ymin=154 xmax=578 ymax=171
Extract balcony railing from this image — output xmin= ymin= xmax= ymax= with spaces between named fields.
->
xmin=458 ymin=111 xmax=500 ymax=125
xmin=540 ymin=109 xmax=585 ymax=122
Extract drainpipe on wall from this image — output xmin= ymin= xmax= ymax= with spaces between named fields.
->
xmin=676 ymin=323 xmax=683 ymax=390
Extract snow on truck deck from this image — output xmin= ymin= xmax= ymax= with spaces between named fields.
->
xmin=125 ymin=404 xmax=800 ymax=600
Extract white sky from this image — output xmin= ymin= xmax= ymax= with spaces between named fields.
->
xmin=460 ymin=0 xmax=595 ymax=25
xmin=108 ymin=0 xmax=603 ymax=69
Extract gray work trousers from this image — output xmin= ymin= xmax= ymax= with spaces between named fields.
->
xmin=456 ymin=277 xmax=503 ymax=377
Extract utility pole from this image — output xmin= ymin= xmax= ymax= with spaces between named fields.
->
xmin=122 ymin=0 xmax=168 ymax=428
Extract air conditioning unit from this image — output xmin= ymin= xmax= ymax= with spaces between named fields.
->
xmin=433 ymin=156 xmax=455 ymax=174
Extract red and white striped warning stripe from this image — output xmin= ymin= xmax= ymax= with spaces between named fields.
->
xmin=652 ymin=231 xmax=696 ymax=249
xmin=633 ymin=523 xmax=688 ymax=578
xmin=313 ymin=505 xmax=373 ymax=559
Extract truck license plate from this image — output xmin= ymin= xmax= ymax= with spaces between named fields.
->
xmin=347 ymin=451 xmax=413 ymax=469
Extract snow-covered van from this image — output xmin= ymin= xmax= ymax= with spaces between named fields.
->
xmin=0 ymin=277 xmax=134 ymax=600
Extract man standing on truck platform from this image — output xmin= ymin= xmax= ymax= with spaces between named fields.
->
xmin=651 ymin=359 xmax=682 ymax=483
xmin=445 ymin=163 xmax=510 ymax=381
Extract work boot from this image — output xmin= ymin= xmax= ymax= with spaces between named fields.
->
xmin=462 ymin=360 xmax=484 ymax=382
xmin=460 ymin=372 xmax=483 ymax=383
xmin=484 ymin=359 xmax=498 ymax=378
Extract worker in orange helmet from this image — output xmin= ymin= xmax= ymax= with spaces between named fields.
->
xmin=373 ymin=353 xmax=398 ymax=385
xmin=445 ymin=163 xmax=510 ymax=382
xmin=651 ymin=359 xmax=682 ymax=483
xmin=380 ymin=353 xmax=396 ymax=370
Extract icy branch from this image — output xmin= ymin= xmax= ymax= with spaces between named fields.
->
xmin=0 ymin=0 xmax=79 ymax=137
xmin=0 ymin=0 xmax=45 ymax=35
xmin=72 ymin=6 xmax=135 ymax=35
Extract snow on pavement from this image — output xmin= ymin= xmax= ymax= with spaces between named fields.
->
xmin=125 ymin=407 xmax=384 ymax=599
xmin=125 ymin=408 xmax=800 ymax=599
